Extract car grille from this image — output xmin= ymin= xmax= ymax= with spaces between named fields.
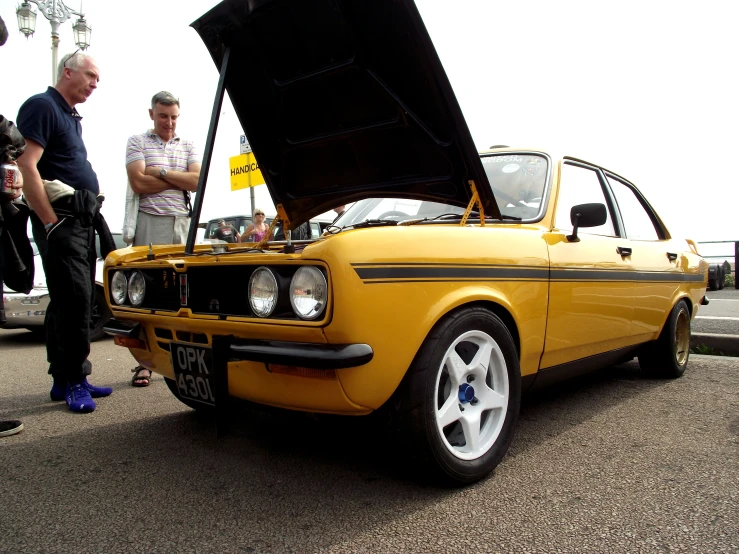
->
xmin=108 ymin=267 xmax=181 ymax=312
xmin=187 ymin=266 xmax=301 ymax=319
xmin=110 ymin=265 xmax=322 ymax=320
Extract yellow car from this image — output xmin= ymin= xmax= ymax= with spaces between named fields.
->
xmin=103 ymin=0 xmax=708 ymax=484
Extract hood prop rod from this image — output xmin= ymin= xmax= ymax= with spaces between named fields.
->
xmin=185 ymin=46 xmax=232 ymax=255
xmin=459 ymin=180 xmax=485 ymax=227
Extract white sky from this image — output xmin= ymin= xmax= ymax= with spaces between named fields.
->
xmin=2 ymin=0 xmax=738 ymax=251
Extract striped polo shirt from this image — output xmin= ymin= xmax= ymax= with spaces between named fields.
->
xmin=125 ymin=130 xmax=200 ymax=216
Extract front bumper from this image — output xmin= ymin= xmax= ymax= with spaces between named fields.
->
xmin=103 ymin=319 xmax=374 ymax=370
xmin=2 ymin=288 xmax=49 ymax=328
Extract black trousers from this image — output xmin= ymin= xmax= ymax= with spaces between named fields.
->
xmin=0 ymin=227 xmax=4 ymax=326
xmin=31 ymin=209 xmax=96 ymax=383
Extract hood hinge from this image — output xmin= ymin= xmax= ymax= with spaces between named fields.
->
xmin=460 ymin=180 xmax=485 ymax=227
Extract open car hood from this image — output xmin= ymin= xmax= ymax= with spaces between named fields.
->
xmin=192 ymin=0 xmax=499 ymax=226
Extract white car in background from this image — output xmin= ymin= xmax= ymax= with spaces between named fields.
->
xmin=2 ymin=233 xmax=127 ymax=340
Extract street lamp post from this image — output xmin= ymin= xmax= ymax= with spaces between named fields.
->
xmin=16 ymin=0 xmax=92 ymax=86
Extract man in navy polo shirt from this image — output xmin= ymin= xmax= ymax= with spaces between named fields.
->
xmin=16 ymin=51 xmax=113 ymax=413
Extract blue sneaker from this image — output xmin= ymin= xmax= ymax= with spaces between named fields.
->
xmin=85 ymin=380 xmax=113 ymax=398
xmin=66 ymin=383 xmax=96 ymax=413
xmin=50 ymin=378 xmax=112 ymax=401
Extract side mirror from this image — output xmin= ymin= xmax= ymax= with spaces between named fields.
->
xmin=567 ymin=203 xmax=607 ymax=242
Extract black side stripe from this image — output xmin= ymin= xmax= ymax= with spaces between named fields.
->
xmin=352 ymin=265 xmax=704 ymax=284
xmin=550 ymin=269 xmax=705 ymax=283
xmin=354 ymin=267 xmax=548 ymax=280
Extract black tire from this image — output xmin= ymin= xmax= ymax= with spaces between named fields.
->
xmin=708 ymin=277 xmax=718 ymax=291
xmin=27 ymin=326 xmax=46 ymax=340
xmin=718 ymin=270 xmax=725 ymax=290
xmin=90 ymin=287 xmax=111 ymax=342
xmin=393 ymin=306 xmax=521 ymax=485
xmin=638 ymin=299 xmax=691 ymax=378
xmin=164 ymin=377 xmax=215 ymax=414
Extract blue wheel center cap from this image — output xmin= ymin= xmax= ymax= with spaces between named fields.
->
xmin=458 ymin=383 xmax=475 ymax=403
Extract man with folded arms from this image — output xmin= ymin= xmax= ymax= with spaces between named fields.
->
xmin=124 ymin=91 xmax=201 ymax=387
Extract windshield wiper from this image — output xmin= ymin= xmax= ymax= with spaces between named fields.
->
xmin=344 ymin=219 xmax=399 ymax=230
xmin=434 ymin=213 xmax=466 ymax=220
xmin=436 ymin=211 xmax=522 ymax=222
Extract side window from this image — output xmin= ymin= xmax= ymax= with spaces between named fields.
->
xmin=555 ymin=163 xmax=615 ymax=237
xmin=606 ymin=176 xmax=660 ymax=241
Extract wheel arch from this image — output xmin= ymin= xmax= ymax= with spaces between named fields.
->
xmin=441 ymin=300 xmax=521 ymax=359
xmin=376 ymin=298 xmax=521 ymax=413
xmin=648 ymin=294 xmax=694 ymax=342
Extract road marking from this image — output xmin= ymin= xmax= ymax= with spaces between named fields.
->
xmin=695 ymin=316 xmax=739 ymax=321
xmin=705 ymin=298 xmax=739 ymax=301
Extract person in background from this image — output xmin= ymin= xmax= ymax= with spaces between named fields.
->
xmin=240 ymin=208 xmax=272 ymax=242
xmin=332 ymin=205 xmax=346 ymax=224
xmin=124 ymin=91 xmax=201 ymax=387
xmin=0 ymin=15 xmax=27 ymax=434
xmin=15 ymin=49 xmax=113 ymax=413
xmin=124 ymin=91 xmax=201 ymax=248
xmin=214 ymin=219 xmax=240 ymax=243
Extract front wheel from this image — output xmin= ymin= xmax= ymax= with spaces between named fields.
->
xmin=395 ymin=307 xmax=521 ymax=485
xmin=638 ymin=299 xmax=691 ymax=378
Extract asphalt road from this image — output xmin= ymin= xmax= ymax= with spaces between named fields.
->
xmin=694 ymin=287 xmax=739 ymax=335
xmin=1 ymin=330 xmax=737 ymax=553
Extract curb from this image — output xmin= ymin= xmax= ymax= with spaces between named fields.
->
xmin=691 ymin=333 xmax=739 ymax=357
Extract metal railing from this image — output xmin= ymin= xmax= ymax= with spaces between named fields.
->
xmin=697 ymin=240 xmax=739 ymax=289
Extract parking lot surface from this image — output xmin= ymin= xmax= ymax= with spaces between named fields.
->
xmin=0 ymin=329 xmax=737 ymax=553
xmin=695 ymin=287 xmax=739 ymax=335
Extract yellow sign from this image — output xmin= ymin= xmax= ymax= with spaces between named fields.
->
xmin=229 ymin=153 xmax=264 ymax=190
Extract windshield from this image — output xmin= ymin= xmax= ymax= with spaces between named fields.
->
xmin=334 ymin=153 xmax=549 ymax=227
xmin=482 ymin=153 xmax=548 ymax=220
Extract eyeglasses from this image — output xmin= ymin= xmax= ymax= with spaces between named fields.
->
xmin=64 ymin=49 xmax=81 ymax=69
xmin=255 ymin=213 xmax=264 ymax=216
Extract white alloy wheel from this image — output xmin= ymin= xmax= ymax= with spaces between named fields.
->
xmin=433 ymin=329 xmax=509 ymax=460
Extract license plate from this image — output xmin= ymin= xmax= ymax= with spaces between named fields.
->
xmin=170 ymin=342 xmax=215 ymax=407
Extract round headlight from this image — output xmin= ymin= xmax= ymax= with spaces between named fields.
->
xmin=111 ymin=271 xmax=128 ymax=305
xmin=290 ymin=266 xmax=327 ymax=320
xmin=249 ymin=267 xmax=278 ymax=317
xmin=128 ymin=271 xmax=146 ymax=307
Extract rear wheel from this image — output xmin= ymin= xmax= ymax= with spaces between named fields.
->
xmin=394 ymin=307 xmax=521 ymax=485
xmin=638 ymin=299 xmax=690 ymax=378
xmin=164 ymin=377 xmax=215 ymax=414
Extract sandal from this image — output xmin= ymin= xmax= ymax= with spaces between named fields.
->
xmin=131 ymin=366 xmax=152 ymax=387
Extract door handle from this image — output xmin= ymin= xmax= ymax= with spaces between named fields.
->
xmin=667 ymin=252 xmax=678 ymax=262
xmin=617 ymin=246 xmax=632 ymax=257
